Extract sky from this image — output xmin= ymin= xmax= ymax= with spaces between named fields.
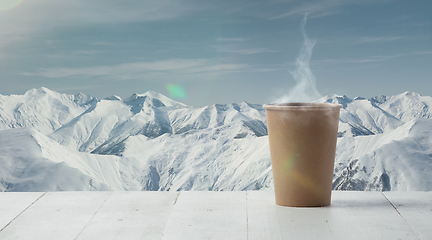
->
xmin=0 ymin=0 xmax=431 ymax=106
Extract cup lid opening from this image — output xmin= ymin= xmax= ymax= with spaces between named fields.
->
xmin=263 ymin=102 xmax=343 ymax=110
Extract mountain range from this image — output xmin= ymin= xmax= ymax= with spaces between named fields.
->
xmin=1 ymin=87 xmax=431 ymax=191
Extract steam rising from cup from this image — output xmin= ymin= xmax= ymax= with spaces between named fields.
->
xmin=274 ymin=13 xmax=322 ymax=103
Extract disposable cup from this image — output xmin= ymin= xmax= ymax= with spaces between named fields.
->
xmin=264 ymin=103 xmax=342 ymax=207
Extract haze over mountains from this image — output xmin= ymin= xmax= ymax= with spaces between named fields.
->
xmin=1 ymin=87 xmax=431 ymax=192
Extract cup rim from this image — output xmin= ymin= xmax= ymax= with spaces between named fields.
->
xmin=263 ymin=102 xmax=343 ymax=110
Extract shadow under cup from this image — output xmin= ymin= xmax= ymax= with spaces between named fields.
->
xmin=264 ymin=103 xmax=342 ymax=207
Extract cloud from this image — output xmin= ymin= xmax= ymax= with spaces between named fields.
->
xmin=315 ymin=51 xmax=432 ymax=65
xmin=70 ymin=50 xmax=105 ymax=56
xmin=0 ymin=0 xmax=205 ymax=49
xmin=217 ymin=46 xmax=278 ymax=55
xmin=216 ymin=38 xmax=250 ymax=42
xmin=215 ymin=37 xmax=278 ymax=55
xmin=357 ymin=36 xmax=405 ymax=44
xmin=0 ymin=0 xmax=396 ymax=51
xmin=317 ymin=35 xmax=420 ymax=45
xmin=259 ymin=0 xmax=389 ymax=20
xmin=413 ymin=51 xmax=432 ymax=55
xmin=268 ymin=2 xmax=345 ymax=19
xmin=21 ymin=59 xmax=250 ymax=80
xmin=315 ymin=57 xmax=395 ymax=65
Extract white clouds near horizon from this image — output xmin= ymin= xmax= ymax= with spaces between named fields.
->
xmin=314 ymin=51 xmax=432 ymax=65
xmin=21 ymin=59 xmax=250 ymax=80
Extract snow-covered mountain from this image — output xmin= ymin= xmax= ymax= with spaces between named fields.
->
xmin=0 ymin=128 xmax=142 ymax=191
xmin=1 ymin=88 xmax=431 ymax=191
xmin=0 ymin=87 xmax=96 ymax=135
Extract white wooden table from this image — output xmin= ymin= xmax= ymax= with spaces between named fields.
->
xmin=0 ymin=191 xmax=431 ymax=240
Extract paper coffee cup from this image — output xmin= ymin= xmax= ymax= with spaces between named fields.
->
xmin=264 ymin=103 xmax=342 ymax=207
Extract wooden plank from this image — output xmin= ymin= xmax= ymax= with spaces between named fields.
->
xmin=0 ymin=191 xmax=429 ymax=240
xmin=0 ymin=192 xmax=45 ymax=231
xmin=247 ymin=190 xmax=333 ymax=240
xmin=75 ymin=191 xmax=178 ymax=240
xmin=162 ymin=191 xmax=247 ymax=240
xmin=383 ymin=191 xmax=432 ymax=240
xmin=0 ymin=191 xmax=111 ymax=240
xmin=322 ymin=191 xmax=420 ymax=240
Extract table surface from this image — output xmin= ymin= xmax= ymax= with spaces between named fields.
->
xmin=0 ymin=191 xmax=431 ymax=240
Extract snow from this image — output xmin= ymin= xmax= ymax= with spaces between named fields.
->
xmin=1 ymin=87 xmax=432 ymax=191
xmin=333 ymin=119 xmax=432 ymax=191
xmin=0 ymin=128 xmax=142 ymax=191
xmin=0 ymin=87 xmax=95 ymax=134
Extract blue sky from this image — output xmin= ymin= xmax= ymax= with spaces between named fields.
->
xmin=1 ymin=0 xmax=431 ymax=106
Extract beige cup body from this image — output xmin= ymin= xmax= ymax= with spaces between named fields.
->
xmin=264 ymin=103 xmax=342 ymax=207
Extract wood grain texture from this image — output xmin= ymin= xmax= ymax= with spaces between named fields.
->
xmin=0 ymin=191 xmax=431 ymax=240
xmin=247 ymin=190 xmax=333 ymax=240
xmin=0 ymin=191 xmax=111 ymax=240
xmin=322 ymin=191 xmax=420 ymax=240
xmin=75 ymin=191 xmax=178 ymax=240
xmin=383 ymin=191 xmax=432 ymax=240
xmin=162 ymin=191 xmax=247 ymax=240
xmin=0 ymin=192 xmax=44 ymax=231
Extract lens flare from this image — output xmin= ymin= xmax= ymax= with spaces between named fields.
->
xmin=289 ymin=171 xmax=322 ymax=196
xmin=283 ymin=153 xmax=297 ymax=171
xmin=0 ymin=0 xmax=23 ymax=11
xmin=166 ymin=84 xmax=186 ymax=99
xmin=283 ymin=153 xmax=322 ymax=196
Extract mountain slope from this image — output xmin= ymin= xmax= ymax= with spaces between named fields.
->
xmin=0 ymin=87 xmax=96 ymax=134
xmin=333 ymin=118 xmax=432 ymax=191
xmin=121 ymin=125 xmax=272 ymax=191
xmin=0 ymin=88 xmax=431 ymax=192
xmin=49 ymin=94 xmax=267 ymax=156
xmin=0 ymin=128 xmax=142 ymax=191
xmin=319 ymin=91 xmax=432 ymax=137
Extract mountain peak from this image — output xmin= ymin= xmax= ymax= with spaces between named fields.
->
xmin=142 ymin=90 xmax=162 ymax=97
xmin=124 ymin=91 xmax=186 ymax=108
xmin=370 ymin=94 xmax=389 ymax=104
xmin=24 ymin=87 xmax=55 ymax=97
xmin=400 ymin=91 xmax=421 ymax=98
xmin=2 ymin=88 xmax=432 ymax=192
xmin=105 ymin=95 xmax=122 ymax=101
xmin=319 ymin=94 xmax=352 ymax=108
